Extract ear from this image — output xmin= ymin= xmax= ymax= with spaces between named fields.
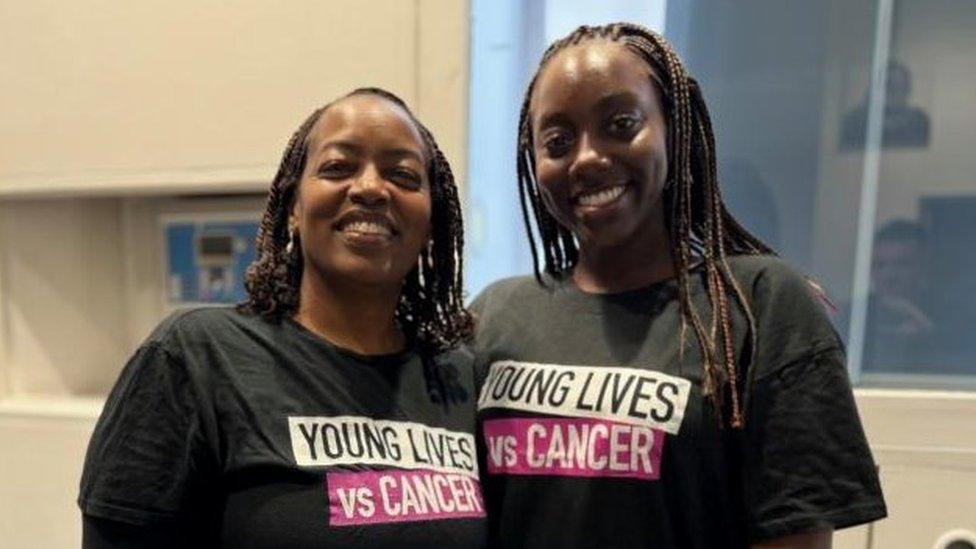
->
xmin=424 ymin=187 xmax=435 ymax=243
xmin=288 ymin=189 xmax=302 ymax=233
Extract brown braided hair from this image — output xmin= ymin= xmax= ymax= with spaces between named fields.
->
xmin=516 ymin=23 xmax=775 ymax=428
xmin=240 ymin=87 xmax=473 ymax=405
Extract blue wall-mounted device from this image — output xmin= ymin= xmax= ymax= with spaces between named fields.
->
xmin=164 ymin=217 xmax=260 ymax=305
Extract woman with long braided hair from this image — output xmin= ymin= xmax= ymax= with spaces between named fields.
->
xmin=80 ymin=88 xmax=486 ymax=547
xmin=472 ymin=23 xmax=885 ymax=548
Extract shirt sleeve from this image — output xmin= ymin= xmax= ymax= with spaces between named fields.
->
xmin=741 ymin=260 xmax=887 ymax=541
xmin=78 ymin=341 xmax=217 ymax=526
xmin=82 ymin=514 xmax=187 ymax=549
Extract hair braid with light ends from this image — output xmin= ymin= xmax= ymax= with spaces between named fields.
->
xmin=241 ymin=87 xmax=472 ymax=406
xmin=516 ymin=23 xmax=776 ymax=428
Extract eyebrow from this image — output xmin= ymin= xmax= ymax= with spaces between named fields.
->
xmin=535 ymin=90 xmax=643 ymax=131
xmin=594 ymin=90 xmax=641 ymax=110
xmin=315 ymin=140 xmax=425 ymax=164
xmin=383 ymin=147 xmax=426 ymax=164
xmin=535 ymin=111 xmax=570 ymax=133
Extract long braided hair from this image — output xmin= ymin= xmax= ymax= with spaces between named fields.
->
xmin=241 ymin=87 xmax=472 ymax=405
xmin=516 ymin=23 xmax=775 ymax=427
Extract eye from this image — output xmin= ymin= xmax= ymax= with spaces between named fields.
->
xmin=607 ymin=112 xmax=643 ymax=136
xmin=317 ymin=160 xmax=357 ymax=180
xmin=541 ymin=130 xmax=573 ymax=159
xmin=386 ymin=167 xmax=423 ymax=190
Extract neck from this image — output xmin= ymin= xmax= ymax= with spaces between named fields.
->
xmin=573 ymin=218 xmax=675 ymax=294
xmin=294 ymin=268 xmax=405 ymax=355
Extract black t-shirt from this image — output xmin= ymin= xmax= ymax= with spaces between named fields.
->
xmin=79 ymin=307 xmax=487 ymax=548
xmin=471 ymin=255 xmax=886 ymax=549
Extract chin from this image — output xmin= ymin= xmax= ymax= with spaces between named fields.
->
xmin=577 ymin=221 xmax=639 ymax=250
xmin=315 ymin=254 xmax=410 ymax=289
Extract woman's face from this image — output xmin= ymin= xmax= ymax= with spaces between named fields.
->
xmin=291 ymin=94 xmax=432 ymax=288
xmin=530 ymin=40 xmax=668 ymax=251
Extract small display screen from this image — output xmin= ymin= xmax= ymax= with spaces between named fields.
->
xmin=165 ymin=218 xmax=259 ymax=304
xmin=199 ymin=235 xmax=234 ymax=256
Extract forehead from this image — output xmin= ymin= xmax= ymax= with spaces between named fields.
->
xmin=307 ymin=95 xmax=426 ymax=156
xmin=531 ymin=41 xmax=657 ymax=114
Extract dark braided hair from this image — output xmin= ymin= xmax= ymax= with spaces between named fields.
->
xmin=241 ymin=87 xmax=472 ymax=405
xmin=516 ymin=23 xmax=775 ymax=428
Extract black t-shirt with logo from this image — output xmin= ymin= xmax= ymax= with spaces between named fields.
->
xmin=79 ymin=307 xmax=486 ymax=548
xmin=471 ymin=255 xmax=886 ymax=549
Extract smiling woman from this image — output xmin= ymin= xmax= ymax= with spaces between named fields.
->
xmin=471 ymin=23 xmax=887 ymax=549
xmin=77 ymin=88 xmax=485 ymax=548
xmin=243 ymin=88 xmax=472 ymax=357
xmin=529 ymin=40 xmax=671 ymax=287
xmin=293 ymin=95 xmax=433 ymax=297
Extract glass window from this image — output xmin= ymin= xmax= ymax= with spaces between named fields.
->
xmin=859 ymin=0 xmax=976 ymax=386
xmin=673 ymin=0 xmax=976 ymax=387
xmin=466 ymin=0 xmax=976 ymax=387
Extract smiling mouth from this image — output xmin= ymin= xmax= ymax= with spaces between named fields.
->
xmin=574 ymin=185 xmax=627 ymax=208
xmin=333 ymin=213 xmax=399 ymax=250
xmin=338 ymin=220 xmax=394 ymax=237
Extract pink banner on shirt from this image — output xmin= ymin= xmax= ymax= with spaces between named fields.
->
xmin=326 ymin=469 xmax=485 ymax=526
xmin=482 ymin=417 xmax=665 ymax=481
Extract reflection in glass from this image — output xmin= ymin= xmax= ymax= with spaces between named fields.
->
xmin=858 ymin=220 xmax=934 ymax=372
xmin=917 ymin=197 xmax=976 ymax=374
xmin=840 ymin=60 xmax=931 ymax=151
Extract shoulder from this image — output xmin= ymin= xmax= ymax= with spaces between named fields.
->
xmin=467 ymin=275 xmax=548 ymax=359
xmin=435 ymin=342 xmax=475 ymax=369
xmin=430 ymin=343 xmax=477 ymax=391
xmin=145 ymin=306 xmax=271 ymax=355
xmin=472 ymin=274 xmax=542 ymax=302
xmin=724 ymin=254 xmax=820 ymax=304
xmin=727 ymin=255 xmax=843 ymax=368
xmin=468 ymin=275 xmax=543 ymax=317
xmin=724 ymin=253 xmax=798 ymax=281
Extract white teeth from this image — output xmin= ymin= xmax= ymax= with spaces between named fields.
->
xmin=342 ymin=221 xmax=392 ymax=236
xmin=577 ymin=185 xmax=626 ymax=207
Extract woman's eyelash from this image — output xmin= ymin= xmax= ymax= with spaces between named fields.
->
xmin=610 ymin=113 xmax=642 ymax=131
xmin=319 ymin=160 xmax=352 ymax=173
xmin=543 ymin=132 xmax=570 ymax=149
xmin=391 ymin=168 xmax=423 ymax=188
xmin=544 ymin=134 xmax=564 ymax=146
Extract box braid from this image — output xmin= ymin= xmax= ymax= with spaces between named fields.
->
xmin=516 ymin=23 xmax=776 ymax=428
xmin=240 ymin=87 xmax=472 ymax=406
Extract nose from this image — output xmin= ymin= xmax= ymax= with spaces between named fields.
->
xmin=348 ymin=164 xmax=390 ymax=207
xmin=567 ymin=132 xmax=611 ymax=184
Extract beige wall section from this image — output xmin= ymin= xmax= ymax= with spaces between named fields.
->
xmin=856 ymin=390 xmax=976 ymax=547
xmin=0 ymin=407 xmax=99 ymax=549
xmin=0 ymin=0 xmax=469 ymax=198
xmin=0 ymin=199 xmax=128 ymax=396
xmin=416 ymin=0 xmax=471 ymax=191
xmin=0 ymin=0 xmax=416 ymax=188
